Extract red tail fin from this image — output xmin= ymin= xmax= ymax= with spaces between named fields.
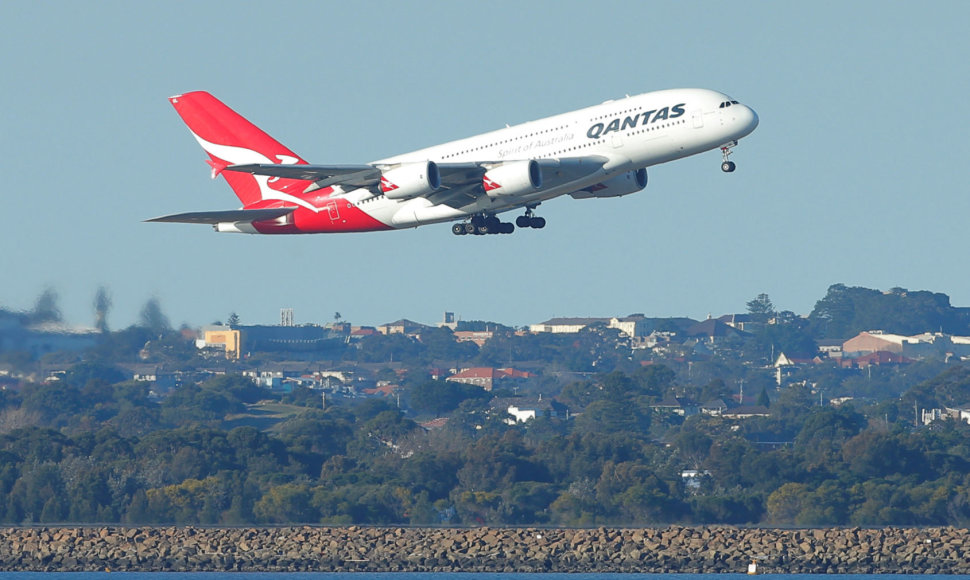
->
xmin=169 ymin=92 xmax=309 ymax=206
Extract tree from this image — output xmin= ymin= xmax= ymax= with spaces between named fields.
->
xmin=139 ymin=297 xmax=171 ymax=333
xmin=407 ymin=380 xmax=487 ymax=416
xmin=809 ymin=284 xmax=961 ymax=338
xmin=227 ymin=312 xmax=240 ymax=327
xmin=766 ymin=482 xmax=809 ymax=524
xmin=254 ymin=483 xmax=316 ymax=523
xmin=757 ymin=386 xmax=771 ymax=408
xmin=93 ymin=286 xmax=112 ymax=333
xmin=31 ymin=287 xmax=62 ymax=324
xmin=746 ymin=293 xmax=776 ymax=320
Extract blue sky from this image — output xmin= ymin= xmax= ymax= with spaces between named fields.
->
xmin=2 ymin=1 xmax=968 ymax=329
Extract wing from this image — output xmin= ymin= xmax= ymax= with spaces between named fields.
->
xmin=227 ymin=156 xmax=610 ymax=206
xmin=227 ymin=162 xmax=486 ymax=193
xmin=145 ymin=207 xmax=296 ymax=224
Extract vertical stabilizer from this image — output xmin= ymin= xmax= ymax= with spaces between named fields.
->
xmin=169 ymin=92 xmax=309 ymax=206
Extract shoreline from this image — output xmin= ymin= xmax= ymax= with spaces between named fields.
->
xmin=0 ymin=525 xmax=966 ymax=573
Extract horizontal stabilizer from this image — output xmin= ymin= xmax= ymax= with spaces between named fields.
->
xmin=228 ymin=163 xmax=379 ymax=182
xmin=145 ymin=207 xmax=296 ymax=224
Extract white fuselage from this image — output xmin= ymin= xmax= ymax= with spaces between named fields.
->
xmin=345 ymin=88 xmax=758 ymax=228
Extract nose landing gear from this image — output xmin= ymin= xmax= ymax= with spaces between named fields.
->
xmin=720 ymin=140 xmax=738 ymax=172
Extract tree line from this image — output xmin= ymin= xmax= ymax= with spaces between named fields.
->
xmin=1 ymin=362 xmax=970 ymax=526
xmin=3 ymin=282 xmax=970 ymax=525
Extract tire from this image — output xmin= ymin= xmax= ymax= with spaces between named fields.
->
xmin=516 ymin=216 xmax=530 ymax=228
xmin=452 ymin=223 xmax=465 ymax=235
xmin=531 ymin=217 xmax=546 ymax=229
xmin=464 ymin=223 xmax=477 ymax=234
xmin=722 ymin=161 xmax=736 ymax=173
xmin=501 ymin=222 xmax=515 ymax=234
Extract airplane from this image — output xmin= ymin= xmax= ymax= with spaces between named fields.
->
xmin=150 ymin=88 xmax=758 ymax=236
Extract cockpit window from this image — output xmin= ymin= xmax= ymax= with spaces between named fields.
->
xmin=719 ymin=100 xmax=741 ymax=109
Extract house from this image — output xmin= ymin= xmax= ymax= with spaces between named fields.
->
xmin=609 ymin=315 xmax=649 ymax=338
xmin=349 ymin=326 xmax=378 ymax=339
xmin=842 ymin=331 xmax=970 ymax=360
xmin=419 ymin=417 xmax=450 ymax=430
xmin=490 ymin=396 xmax=567 ymax=424
xmin=700 ymin=399 xmax=729 ymax=416
xmin=773 ymin=352 xmax=821 ymax=384
xmin=681 ymin=469 xmax=712 ymax=491
xmin=716 ymin=313 xmax=762 ymax=333
xmin=529 ymin=317 xmax=610 ymax=334
xmin=945 ymin=406 xmax=970 ymax=424
xmin=840 ymin=350 xmax=915 ymax=368
xmin=722 ymin=405 xmax=771 ymax=419
xmin=363 ymin=383 xmax=400 ymax=397
xmin=650 ymin=396 xmax=699 ymax=417
xmin=377 ymin=319 xmax=430 ymax=336
xmin=685 ymin=318 xmax=749 ymax=344
xmin=817 ymin=339 xmax=844 ymax=359
xmin=446 ymin=367 xmax=534 ymax=391
xmin=842 ymin=331 xmax=913 ymax=355
xmin=453 ymin=330 xmax=494 ymax=347
xmin=199 ymin=324 xmax=342 ymax=357
xmin=922 ymin=406 xmax=970 ymax=425
xmin=198 ymin=326 xmax=242 ymax=359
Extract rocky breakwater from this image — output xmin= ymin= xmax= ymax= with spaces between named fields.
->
xmin=0 ymin=525 xmax=967 ymax=573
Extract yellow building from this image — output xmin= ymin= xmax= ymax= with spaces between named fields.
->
xmin=202 ymin=328 xmax=241 ymax=360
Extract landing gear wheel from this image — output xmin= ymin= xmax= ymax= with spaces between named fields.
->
xmin=515 ymin=215 xmax=531 ymax=228
xmin=720 ymin=140 xmax=738 ymax=173
xmin=452 ymin=223 xmax=466 ymax=235
xmin=476 ymin=224 xmax=490 ymax=235
xmin=500 ymin=222 xmax=515 ymax=234
xmin=530 ymin=217 xmax=546 ymax=229
xmin=463 ymin=222 xmax=477 ymax=234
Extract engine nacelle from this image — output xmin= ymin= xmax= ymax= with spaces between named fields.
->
xmin=381 ymin=161 xmax=442 ymax=200
xmin=569 ymin=168 xmax=647 ymax=199
xmin=483 ymin=160 xmax=542 ymax=198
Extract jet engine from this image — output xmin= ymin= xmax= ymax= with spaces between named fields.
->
xmin=381 ymin=161 xmax=442 ymax=200
xmin=569 ymin=168 xmax=647 ymax=199
xmin=483 ymin=160 xmax=542 ymax=197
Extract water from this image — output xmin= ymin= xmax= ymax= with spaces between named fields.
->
xmin=0 ymin=574 xmax=966 ymax=580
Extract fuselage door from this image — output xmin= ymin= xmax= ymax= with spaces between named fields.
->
xmin=692 ymin=110 xmax=704 ymax=129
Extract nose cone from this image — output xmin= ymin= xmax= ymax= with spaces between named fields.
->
xmin=740 ymin=105 xmax=759 ymax=136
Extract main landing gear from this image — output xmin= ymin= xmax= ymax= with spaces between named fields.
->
xmin=515 ymin=206 xmax=546 ymax=230
xmin=451 ymin=207 xmax=546 ymax=236
xmin=720 ymin=140 xmax=738 ymax=172
xmin=452 ymin=214 xmax=514 ymax=236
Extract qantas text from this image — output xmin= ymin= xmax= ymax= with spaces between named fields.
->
xmin=586 ymin=104 xmax=686 ymax=139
